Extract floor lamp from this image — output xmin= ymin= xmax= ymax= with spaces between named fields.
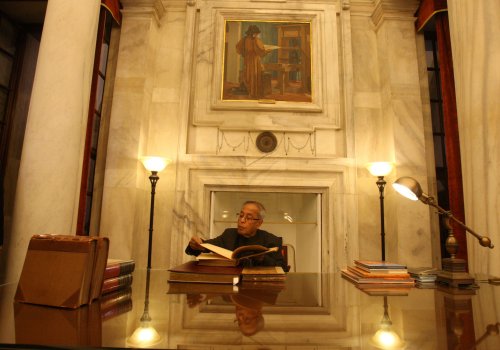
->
xmin=392 ymin=176 xmax=494 ymax=287
xmin=140 ymin=156 xmax=171 ymax=269
xmin=366 ymin=162 xmax=394 ymax=261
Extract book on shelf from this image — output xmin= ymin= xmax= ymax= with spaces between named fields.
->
xmin=104 ymin=258 xmax=135 ymax=280
xmin=196 ymin=243 xmax=279 ymax=267
xmin=341 ymin=268 xmax=414 ymax=286
xmin=168 ymin=261 xmax=242 ymax=285
xmin=101 ymin=274 xmax=133 ymax=295
xmin=347 ymin=265 xmax=410 ymax=279
xmin=241 ymin=266 xmax=286 ymax=282
xmin=354 ymin=260 xmax=407 ymax=273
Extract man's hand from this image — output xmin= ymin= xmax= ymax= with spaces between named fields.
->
xmin=188 ymin=236 xmax=205 ymax=251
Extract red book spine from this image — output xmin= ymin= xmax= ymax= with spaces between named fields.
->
xmin=101 ymin=274 xmax=133 ymax=295
xmin=103 ymin=260 xmax=135 ymax=279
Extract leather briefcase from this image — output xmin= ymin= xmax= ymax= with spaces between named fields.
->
xmin=14 ymin=234 xmax=109 ymax=308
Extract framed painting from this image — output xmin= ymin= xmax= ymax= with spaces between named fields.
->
xmin=222 ymin=20 xmax=312 ymax=103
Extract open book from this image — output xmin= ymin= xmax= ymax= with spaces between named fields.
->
xmin=196 ymin=243 xmax=279 ymax=267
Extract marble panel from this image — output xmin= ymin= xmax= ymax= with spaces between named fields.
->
xmin=185 ymin=0 xmax=342 ymax=130
xmin=170 ymin=163 xmax=356 ymax=273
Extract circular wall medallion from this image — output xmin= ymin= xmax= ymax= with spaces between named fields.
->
xmin=256 ymin=131 xmax=278 ymax=153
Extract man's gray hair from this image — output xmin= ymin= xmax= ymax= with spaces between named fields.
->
xmin=242 ymin=200 xmax=266 ymax=219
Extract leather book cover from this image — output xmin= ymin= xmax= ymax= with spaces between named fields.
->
xmin=101 ymin=274 xmax=133 ymax=295
xmin=14 ymin=234 xmax=109 ymax=308
xmin=14 ymin=301 xmax=102 ymax=347
xmin=103 ymin=258 xmax=135 ymax=279
xmin=90 ymin=237 xmax=110 ymax=301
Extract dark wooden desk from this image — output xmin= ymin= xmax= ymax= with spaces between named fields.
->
xmin=0 ymin=269 xmax=498 ymax=349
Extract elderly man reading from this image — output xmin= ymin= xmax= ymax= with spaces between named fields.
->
xmin=185 ymin=201 xmax=286 ymax=270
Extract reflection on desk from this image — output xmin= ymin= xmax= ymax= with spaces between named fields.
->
xmin=0 ymin=269 xmax=498 ymax=349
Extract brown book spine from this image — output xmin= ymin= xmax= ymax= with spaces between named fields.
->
xmin=101 ymin=274 xmax=133 ymax=295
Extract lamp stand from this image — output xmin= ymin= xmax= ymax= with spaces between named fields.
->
xmin=147 ymin=171 xmax=159 ymax=269
xmin=376 ymin=176 xmax=387 ymax=261
xmin=436 ymin=214 xmax=475 ymax=288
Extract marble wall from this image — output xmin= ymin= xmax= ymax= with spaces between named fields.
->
xmin=98 ymin=0 xmax=436 ymax=273
xmin=1 ymin=0 xmax=440 ymax=282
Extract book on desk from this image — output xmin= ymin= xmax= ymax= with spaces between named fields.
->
xmin=195 ymin=243 xmax=279 ymax=267
xmin=14 ymin=234 xmax=109 ymax=309
xmin=342 ymin=259 xmax=414 ymax=291
xmin=168 ymin=261 xmax=287 ymax=286
xmin=168 ymin=261 xmax=243 ymax=285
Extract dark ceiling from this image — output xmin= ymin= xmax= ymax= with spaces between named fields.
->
xmin=0 ymin=1 xmax=47 ymax=24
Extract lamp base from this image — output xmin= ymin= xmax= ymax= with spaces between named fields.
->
xmin=436 ymin=258 xmax=475 ymax=288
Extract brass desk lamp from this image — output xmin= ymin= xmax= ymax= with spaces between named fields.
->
xmin=392 ymin=177 xmax=494 ymax=287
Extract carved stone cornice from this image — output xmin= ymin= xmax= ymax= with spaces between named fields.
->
xmin=120 ymin=0 xmax=166 ymax=25
xmin=371 ymin=0 xmax=420 ymax=27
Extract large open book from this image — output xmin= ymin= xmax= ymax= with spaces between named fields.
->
xmin=196 ymin=243 xmax=279 ymax=267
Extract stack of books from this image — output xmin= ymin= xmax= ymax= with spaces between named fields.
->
xmin=408 ymin=267 xmax=438 ymax=288
xmin=167 ymin=261 xmax=287 ymax=286
xmin=101 ymin=258 xmax=135 ymax=295
xmin=100 ymin=259 xmax=135 ymax=321
xmin=341 ymin=260 xmax=414 ymax=295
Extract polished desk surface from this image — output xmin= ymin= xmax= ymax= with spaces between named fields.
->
xmin=0 ymin=269 xmax=499 ymax=349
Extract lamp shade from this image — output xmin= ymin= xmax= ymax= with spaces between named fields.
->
xmin=140 ymin=156 xmax=171 ymax=172
xmin=392 ymin=176 xmax=423 ymax=201
xmin=366 ymin=162 xmax=394 ymax=177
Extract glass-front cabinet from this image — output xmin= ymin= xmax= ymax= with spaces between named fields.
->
xmin=210 ymin=191 xmax=321 ymax=273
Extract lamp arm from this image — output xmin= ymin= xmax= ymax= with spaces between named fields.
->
xmin=420 ymin=194 xmax=494 ymax=249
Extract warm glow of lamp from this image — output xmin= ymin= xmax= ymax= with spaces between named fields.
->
xmin=140 ymin=156 xmax=171 ymax=173
xmin=372 ymin=328 xmax=405 ymax=350
xmin=371 ymin=296 xmax=405 ymax=350
xmin=392 ymin=176 xmax=422 ymax=201
xmin=366 ymin=162 xmax=394 ymax=177
xmin=127 ymin=323 xmax=162 ymax=348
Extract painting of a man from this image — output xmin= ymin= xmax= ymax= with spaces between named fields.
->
xmin=223 ymin=21 xmax=312 ymax=103
xmin=235 ymin=25 xmax=270 ymax=98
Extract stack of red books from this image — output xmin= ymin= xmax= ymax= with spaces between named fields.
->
xmin=100 ymin=259 xmax=135 ymax=320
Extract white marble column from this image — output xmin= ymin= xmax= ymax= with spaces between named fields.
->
xmin=448 ymin=1 xmax=500 ymax=276
xmin=3 ymin=0 xmax=101 ymax=283
xmin=368 ymin=0 xmax=437 ymax=267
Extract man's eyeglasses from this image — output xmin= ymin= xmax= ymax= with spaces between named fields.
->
xmin=236 ymin=213 xmax=261 ymax=222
